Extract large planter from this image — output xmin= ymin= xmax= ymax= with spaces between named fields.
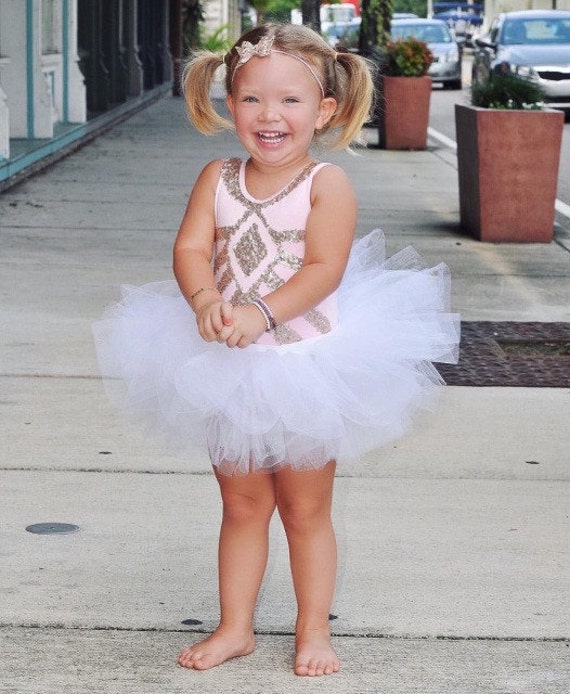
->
xmin=381 ymin=75 xmax=432 ymax=150
xmin=455 ymin=104 xmax=564 ymax=243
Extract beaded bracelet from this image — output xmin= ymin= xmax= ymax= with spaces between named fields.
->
xmin=190 ymin=287 xmax=218 ymax=303
xmin=252 ymin=298 xmax=276 ymax=332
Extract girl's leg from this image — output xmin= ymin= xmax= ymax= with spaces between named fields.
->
xmin=178 ymin=467 xmax=276 ymax=670
xmin=274 ymin=461 xmax=339 ymax=677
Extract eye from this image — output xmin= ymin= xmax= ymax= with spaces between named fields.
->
xmin=242 ymin=95 xmax=259 ymax=103
xmin=283 ymin=97 xmax=300 ymax=103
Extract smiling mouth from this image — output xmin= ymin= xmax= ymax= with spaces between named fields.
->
xmin=257 ymin=131 xmax=287 ymax=144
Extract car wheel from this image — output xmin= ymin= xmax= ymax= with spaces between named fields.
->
xmin=448 ymin=79 xmax=462 ymax=90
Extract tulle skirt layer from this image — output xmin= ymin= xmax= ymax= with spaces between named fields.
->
xmin=93 ymin=230 xmax=460 ymax=475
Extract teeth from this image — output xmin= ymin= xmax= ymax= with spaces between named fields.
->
xmin=258 ymin=131 xmax=286 ymax=143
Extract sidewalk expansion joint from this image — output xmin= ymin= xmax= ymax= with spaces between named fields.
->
xmin=1 ymin=623 xmax=568 ymax=643
xmin=1 ymin=373 xmax=103 ymax=380
xmin=0 ymin=467 xmax=212 ymax=476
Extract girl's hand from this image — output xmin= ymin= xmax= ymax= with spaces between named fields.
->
xmin=224 ymin=304 xmax=266 ymax=349
xmin=196 ymin=301 xmax=234 ymax=343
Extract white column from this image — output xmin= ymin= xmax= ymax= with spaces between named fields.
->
xmin=31 ymin=0 xmax=54 ymax=137
xmin=41 ymin=0 xmax=62 ymax=124
xmin=0 ymin=75 xmax=9 ymax=159
xmin=0 ymin=0 xmax=26 ymax=138
xmin=64 ymin=0 xmax=85 ymax=122
xmin=0 ymin=0 xmax=9 ymax=156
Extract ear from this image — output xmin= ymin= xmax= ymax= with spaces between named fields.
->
xmin=226 ymin=94 xmax=235 ymax=119
xmin=315 ymin=97 xmax=337 ymax=130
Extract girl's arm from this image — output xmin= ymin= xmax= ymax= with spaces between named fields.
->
xmin=226 ymin=165 xmax=356 ymax=348
xmin=173 ymin=159 xmax=234 ymax=342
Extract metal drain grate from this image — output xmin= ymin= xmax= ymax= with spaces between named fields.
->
xmin=437 ymin=322 xmax=570 ymax=387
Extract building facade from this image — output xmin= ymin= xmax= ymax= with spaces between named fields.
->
xmin=202 ymin=0 xmax=244 ymax=44
xmin=0 ymin=0 xmax=184 ymax=189
xmin=482 ymin=0 xmax=570 ymax=29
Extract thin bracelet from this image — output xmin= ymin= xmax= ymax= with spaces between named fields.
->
xmin=251 ymin=301 xmax=271 ymax=331
xmin=190 ymin=287 xmax=218 ymax=303
xmin=252 ymin=298 xmax=276 ymax=331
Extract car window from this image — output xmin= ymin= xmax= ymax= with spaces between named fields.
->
xmin=391 ymin=23 xmax=452 ymax=43
xmin=502 ymin=18 xmax=570 ymax=45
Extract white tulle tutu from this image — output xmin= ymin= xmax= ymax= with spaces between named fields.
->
xmin=93 ymin=230 xmax=460 ymax=474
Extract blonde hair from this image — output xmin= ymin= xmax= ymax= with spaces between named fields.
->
xmin=182 ymin=23 xmax=374 ymax=150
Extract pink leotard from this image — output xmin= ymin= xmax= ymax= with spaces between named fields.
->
xmin=213 ymin=158 xmax=338 ymax=346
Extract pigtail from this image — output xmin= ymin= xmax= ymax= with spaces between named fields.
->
xmin=326 ymin=52 xmax=375 ymax=149
xmin=182 ymin=52 xmax=233 ymax=135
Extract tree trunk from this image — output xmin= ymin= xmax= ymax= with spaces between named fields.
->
xmin=359 ymin=0 xmax=393 ymax=142
xmin=302 ymin=0 xmax=320 ymax=33
xmin=359 ymin=0 xmax=392 ymax=55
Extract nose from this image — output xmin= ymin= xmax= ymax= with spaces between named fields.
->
xmin=258 ymin=102 xmax=280 ymax=122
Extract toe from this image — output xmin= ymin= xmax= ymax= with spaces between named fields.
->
xmin=178 ymin=648 xmax=202 ymax=669
xmin=295 ymin=661 xmax=309 ymax=676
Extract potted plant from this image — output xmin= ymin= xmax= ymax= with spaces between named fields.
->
xmin=380 ymin=37 xmax=434 ymax=150
xmin=455 ymin=70 xmax=564 ymax=243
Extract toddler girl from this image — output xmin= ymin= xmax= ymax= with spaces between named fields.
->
xmin=94 ymin=22 xmax=459 ymax=677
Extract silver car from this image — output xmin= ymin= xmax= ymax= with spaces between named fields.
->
xmin=472 ymin=10 xmax=570 ymax=109
xmin=391 ymin=18 xmax=463 ymax=89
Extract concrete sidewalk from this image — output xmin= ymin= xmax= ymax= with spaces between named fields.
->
xmin=1 ymin=95 xmax=569 ymax=693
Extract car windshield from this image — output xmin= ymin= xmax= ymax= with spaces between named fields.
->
xmin=391 ymin=22 xmax=453 ymax=43
xmin=324 ymin=25 xmax=345 ymax=38
xmin=501 ymin=18 xmax=570 ymax=45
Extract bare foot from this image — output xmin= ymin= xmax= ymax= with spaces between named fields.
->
xmin=295 ymin=628 xmax=340 ymax=677
xmin=178 ymin=628 xmax=255 ymax=670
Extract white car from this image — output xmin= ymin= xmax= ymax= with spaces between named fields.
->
xmin=391 ymin=18 xmax=463 ymax=89
xmin=473 ymin=10 xmax=570 ymax=109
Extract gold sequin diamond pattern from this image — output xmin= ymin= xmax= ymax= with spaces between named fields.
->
xmin=234 ymin=223 xmax=267 ymax=276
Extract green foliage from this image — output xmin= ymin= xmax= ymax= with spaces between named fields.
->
xmin=383 ymin=37 xmax=433 ymax=76
xmin=393 ymin=0 xmax=426 ymax=18
xmin=471 ymin=71 xmax=546 ymax=110
xmin=200 ymin=25 xmax=233 ymax=52
xmin=250 ymin=0 xmax=272 ymax=25
xmin=182 ymin=0 xmax=204 ymax=51
xmin=266 ymin=0 xmax=300 ymax=23
xmin=377 ymin=0 xmax=394 ymax=48
xmin=360 ymin=0 xmax=394 ymax=53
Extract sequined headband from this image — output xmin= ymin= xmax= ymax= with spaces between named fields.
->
xmin=231 ymin=35 xmax=326 ymax=97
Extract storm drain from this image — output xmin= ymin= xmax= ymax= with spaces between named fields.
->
xmin=437 ymin=322 xmax=570 ymax=387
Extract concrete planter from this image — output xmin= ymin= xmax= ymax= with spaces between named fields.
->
xmin=382 ymin=75 xmax=432 ymax=150
xmin=455 ymin=104 xmax=564 ymax=243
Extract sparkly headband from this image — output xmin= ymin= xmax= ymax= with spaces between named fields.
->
xmin=231 ymin=35 xmax=326 ymax=97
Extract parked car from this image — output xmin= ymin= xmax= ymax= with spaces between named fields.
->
xmin=472 ymin=10 xmax=570 ymax=109
xmin=323 ymin=22 xmax=353 ymax=48
xmin=390 ymin=18 xmax=463 ymax=89
xmin=323 ymin=17 xmax=361 ymax=51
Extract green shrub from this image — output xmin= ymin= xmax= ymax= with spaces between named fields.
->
xmin=471 ymin=70 xmax=545 ymax=110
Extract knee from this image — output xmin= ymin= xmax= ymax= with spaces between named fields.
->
xmin=277 ymin=498 xmax=331 ymax=536
xmin=221 ymin=489 xmax=276 ymax=526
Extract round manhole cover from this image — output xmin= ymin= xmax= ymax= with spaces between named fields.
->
xmin=25 ymin=523 xmax=80 ymax=535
